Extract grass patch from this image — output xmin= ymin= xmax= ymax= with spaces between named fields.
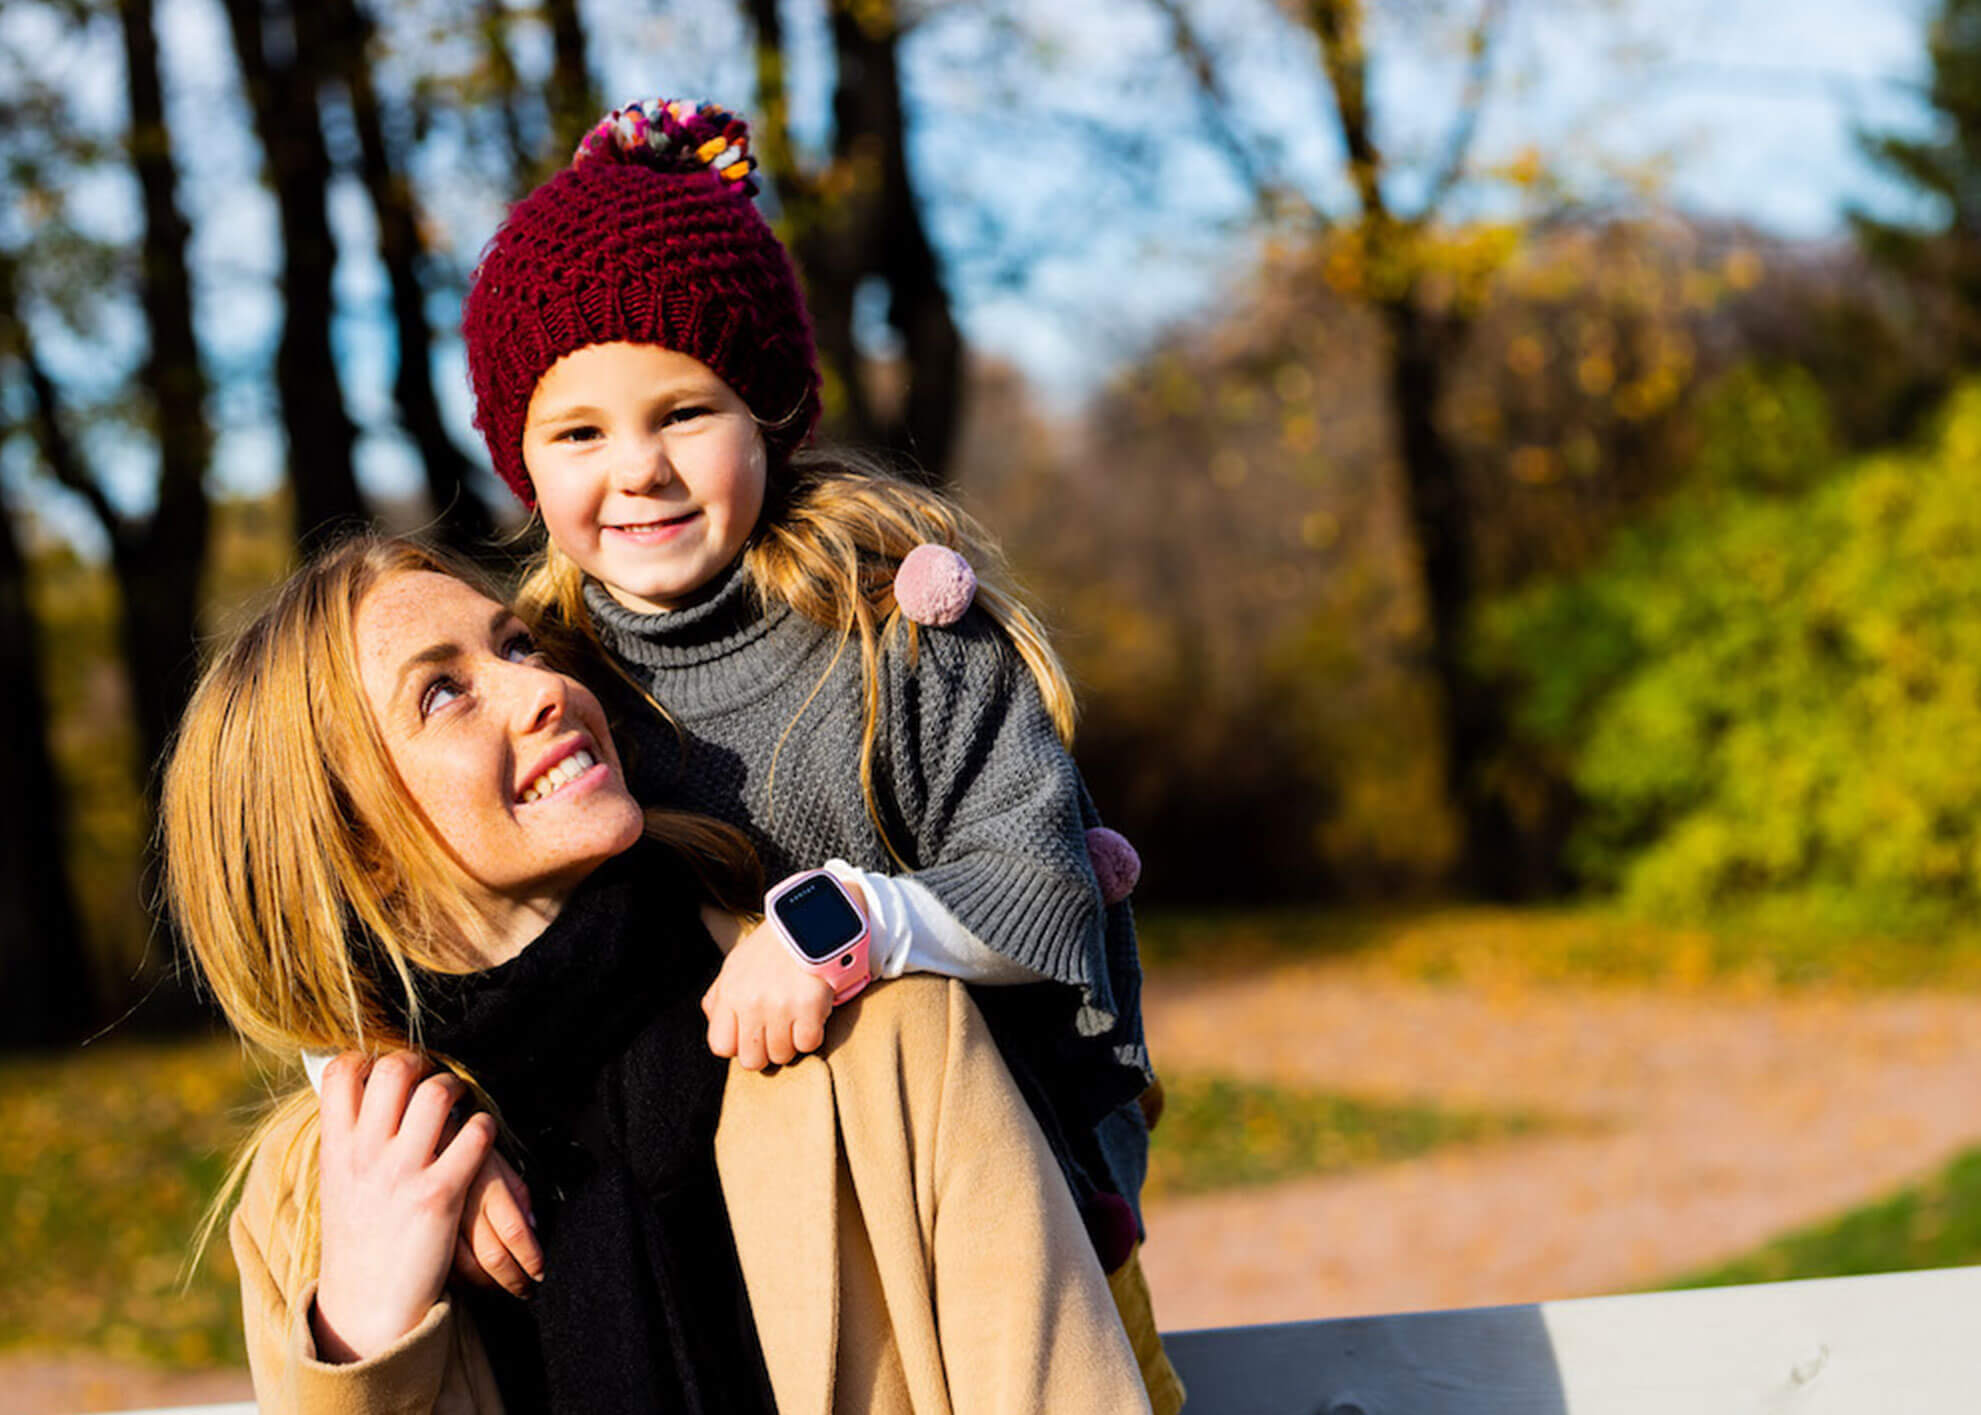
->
xmin=0 ymin=1034 xmax=262 ymax=1366
xmin=1664 ymin=1146 xmax=1981 ymax=1290
xmin=1139 ymin=903 xmax=1981 ymax=993
xmin=1145 ymin=1073 xmax=1550 ymax=1198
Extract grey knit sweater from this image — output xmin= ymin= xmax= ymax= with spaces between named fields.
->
xmin=583 ymin=562 xmax=1151 ymax=1214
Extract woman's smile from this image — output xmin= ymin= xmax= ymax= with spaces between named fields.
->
xmin=353 ymin=569 xmax=646 ymax=959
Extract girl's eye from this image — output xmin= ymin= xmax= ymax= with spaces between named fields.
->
xmin=502 ymin=631 xmax=540 ymax=664
xmin=554 ymin=424 xmax=602 ymax=444
xmin=664 ymin=404 xmax=711 ymax=426
xmin=419 ymin=677 xmax=462 ymax=719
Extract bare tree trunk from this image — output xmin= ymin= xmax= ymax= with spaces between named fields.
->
xmin=1306 ymin=0 xmax=1523 ymax=895
xmin=543 ymin=0 xmax=599 ymax=161
xmin=0 ymin=480 xmax=96 ymax=1050
xmin=1380 ymin=297 xmax=1529 ymax=895
xmin=220 ymin=0 xmax=366 ymax=551
xmin=117 ymin=0 xmax=214 ymax=777
xmin=325 ymin=0 xmax=496 ymax=553
xmin=747 ymin=0 xmax=965 ymax=483
xmin=476 ymin=0 xmax=538 ymax=191
xmin=828 ymin=2 xmax=962 ymax=480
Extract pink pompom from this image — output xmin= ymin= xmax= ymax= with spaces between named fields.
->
xmin=893 ymin=544 xmax=977 ymax=626
xmin=1086 ymin=826 xmax=1141 ymax=905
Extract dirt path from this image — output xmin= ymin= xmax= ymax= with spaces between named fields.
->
xmin=19 ymin=965 xmax=1981 ymax=1409
xmin=1138 ymin=962 xmax=1981 ymax=1329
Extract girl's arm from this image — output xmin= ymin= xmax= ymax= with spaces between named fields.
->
xmin=699 ymin=858 xmax=1049 ymax=1072
xmin=817 ymin=859 xmax=1044 ymax=983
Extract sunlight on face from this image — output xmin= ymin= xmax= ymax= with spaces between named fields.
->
xmin=522 ymin=342 xmax=769 ymax=614
xmin=353 ymin=571 xmax=645 ymax=962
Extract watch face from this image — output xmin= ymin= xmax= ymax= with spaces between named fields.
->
xmin=772 ymin=875 xmax=865 ymax=962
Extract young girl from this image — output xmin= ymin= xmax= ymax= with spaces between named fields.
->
xmin=459 ymin=98 xmax=1178 ymax=1408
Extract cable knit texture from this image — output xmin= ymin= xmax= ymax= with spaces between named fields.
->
xmin=585 ymin=562 xmax=1153 ymax=1220
xmin=462 ymin=141 xmax=820 ymax=506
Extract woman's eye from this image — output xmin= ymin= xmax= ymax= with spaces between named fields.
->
xmin=502 ymin=631 xmax=540 ymax=664
xmin=419 ymin=677 xmax=462 ymax=718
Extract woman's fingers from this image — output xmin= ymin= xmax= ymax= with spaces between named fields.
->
xmin=316 ymin=1051 xmax=370 ymax=1147
xmin=429 ymin=1110 xmax=497 ymax=1193
xmin=396 ymin=1071 xmax=468 ymax=1161
xmin=351 ymin=1050 xmax=429 ymax=1155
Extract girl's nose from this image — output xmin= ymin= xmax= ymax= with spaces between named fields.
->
xmin=611 ymin=434 xmax=672 ymax=492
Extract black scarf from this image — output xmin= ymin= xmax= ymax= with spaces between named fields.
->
xmin=402 ymin=843 xmax=778 ymax=1415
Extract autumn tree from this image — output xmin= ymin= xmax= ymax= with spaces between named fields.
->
xmin=1149 ymin=0 xmax=1587 ymax=896
xmin=0 ymin=266 xmax=96 ymax=1048
xmin=321 ymin=0 xmax=497 ymax=552
xmin=1857 ymin=0 xmax=1981 ymax=367
xmin=220 ymin=0 xmax=367 ymax=550
xmin=743 ymin=0 xmax=965 ymax=482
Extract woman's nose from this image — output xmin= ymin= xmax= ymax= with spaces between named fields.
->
xmin=512 ymin=664 xmax=568 ymax=736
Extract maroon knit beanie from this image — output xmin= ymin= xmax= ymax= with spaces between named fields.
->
xmin=463 ymin=100 xmax=822 ymax=508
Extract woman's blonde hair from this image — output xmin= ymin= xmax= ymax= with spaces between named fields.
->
xmin=516 ymin=448 xmax=1077 ymax=865
xmin=163 ymin=533 xmax=757 ymax=1278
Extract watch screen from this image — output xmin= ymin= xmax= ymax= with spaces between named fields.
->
xmin=773 ymin=876 xmax=865 ymax=962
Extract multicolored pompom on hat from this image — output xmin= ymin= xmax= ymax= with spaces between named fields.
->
xmin=463 ymin=98 xmax=822 ymax=508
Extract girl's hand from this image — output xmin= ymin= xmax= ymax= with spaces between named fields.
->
xmin=701 ymin=920 xmax=836 ymax=1069
xmin=450 ymin=1148 xmax=543 ymax=1297
xmin=312 ymin=1051 xmax=496 ymax=1363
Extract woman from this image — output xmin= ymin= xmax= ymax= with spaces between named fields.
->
xmin=162 ymin=536 xmax=1150 ymax=1415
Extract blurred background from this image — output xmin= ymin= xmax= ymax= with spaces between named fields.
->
xmin=11 ymin=0 xmax=1981 ymax=1406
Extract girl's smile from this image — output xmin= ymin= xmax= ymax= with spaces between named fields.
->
xmin=522 ymin=342 xmax=768 ymax=614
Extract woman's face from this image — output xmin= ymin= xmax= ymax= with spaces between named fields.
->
xmin=521 ymin=341 xmax=768 ymax=615
xmin=354 ymin=570 xmax=645 ymax=958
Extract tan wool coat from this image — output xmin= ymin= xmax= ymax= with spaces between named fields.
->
xmin=232 ymin=977 xmax=1152 ymax=1415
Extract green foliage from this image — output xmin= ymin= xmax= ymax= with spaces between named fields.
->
xmin=0 ymin=1035 xmax=260 ymax=1366
xmin=1668 ymin=1146 xmax=1981 ymax=1289
xmin=1483 ymin=372 xmax=1981 ymax=922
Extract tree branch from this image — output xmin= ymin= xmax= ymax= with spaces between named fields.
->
xmin=1306 ymin=0 xmax=1388 ymax=224
xmin=0 ymin=257 xmax=119 ymax=539
xmin=1413 ymin=0 xmax=1508 ymax=223
xmin=1143 ymin=0 xmax=1301 ymax=221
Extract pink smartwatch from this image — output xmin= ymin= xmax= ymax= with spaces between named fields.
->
xmin=764 ymin=870 xmax=872 ymax=1004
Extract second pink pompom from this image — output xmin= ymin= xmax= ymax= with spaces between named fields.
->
xmin=1086 ymin=827 xmax=1141 ymax=905
xmin=894 ymin=544 xmax=977 ymax=626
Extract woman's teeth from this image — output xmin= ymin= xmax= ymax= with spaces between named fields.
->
xmin=520 ymin=748 xmax=598 ymax=803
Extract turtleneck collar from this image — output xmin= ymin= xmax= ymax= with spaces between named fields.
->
xmin=583 ymin=554 xmax=792 ymax=673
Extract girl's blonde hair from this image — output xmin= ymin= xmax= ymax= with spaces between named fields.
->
xmin=516 ymin=448 xmax=1077 ymax=866
xmin=163 ymin=533 xmax=757 ymax=1280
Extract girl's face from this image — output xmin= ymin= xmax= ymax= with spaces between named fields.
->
xmin=522 ymin=341 xmax=768 ymax=614
xmin=354 ymin=570 xmax=645 ymax=961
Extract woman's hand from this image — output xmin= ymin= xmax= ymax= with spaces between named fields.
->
xmin=450 ymin=1148 xmax=544 ymax=1297
xmin=701 ymin=920 xmax=837 ymax=1069
xmin=312 ymin=1051 xmax=496 ymax=1364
